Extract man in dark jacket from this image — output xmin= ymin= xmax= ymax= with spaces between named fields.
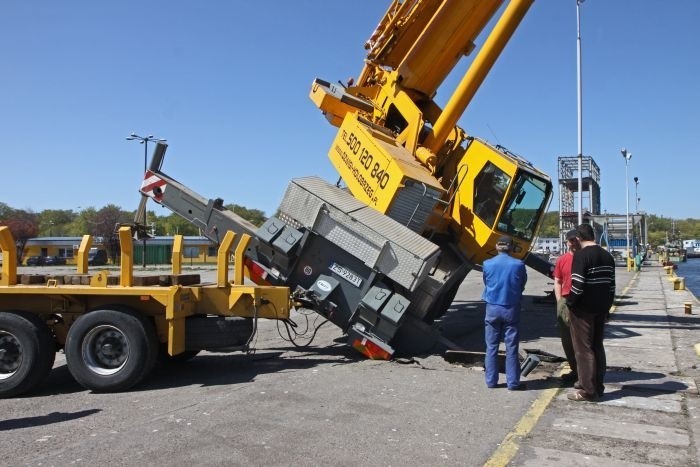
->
xmin=565 ymin=223 xmax=616 ymax=401
xmin=482 ymin=235 xmax=528 ymax=390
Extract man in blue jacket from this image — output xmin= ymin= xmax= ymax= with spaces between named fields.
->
xmin=482 ymin=235 xmax=528 ymax=390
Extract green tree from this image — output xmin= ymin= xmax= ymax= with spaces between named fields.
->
xmin=39 ymin=209 xmax=79 ymax=237
xmin=158 ymin=212 xmax=200 ymax=236
xmin=224 ymin=203 xmax=267 ymax=227
xmin=89 ymin=205 xmax=132 ymax=240
xmin=537 ymin=211 xmax=560 ymax=237
xmin=0 ymin=203 xmax=39 ymax=262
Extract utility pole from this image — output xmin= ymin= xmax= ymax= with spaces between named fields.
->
xmin=621 ymin=148 xmax=632 ymax=271
xmin=634 ymin=176 xmax=643 ymax=247
xmin=126 ymin=133 xmax=167 ymax=268
xmin=576 ymin=0 xmax=585 ymax=225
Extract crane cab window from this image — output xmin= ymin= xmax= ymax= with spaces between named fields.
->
xmin=497 ymin=172 xmax=549 ymax=241
xmin=473 ymin=162 xmax=511 ymax=228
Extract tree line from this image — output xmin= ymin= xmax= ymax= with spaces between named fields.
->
xmin=0 ymin=202 xmax=266 ymax=261
xmin=1 ymin=201 xmax=698 ymax=259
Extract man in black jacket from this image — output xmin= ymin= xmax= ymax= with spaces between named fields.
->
xmin=565 ymin=223 xmax=616 ymax=401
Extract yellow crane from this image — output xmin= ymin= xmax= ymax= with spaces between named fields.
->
xmin=139 ymin=0 xmax=553 ymax=360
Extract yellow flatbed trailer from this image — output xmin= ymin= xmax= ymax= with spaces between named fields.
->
xmin=0 ymin=226 xmax=290 ymax=398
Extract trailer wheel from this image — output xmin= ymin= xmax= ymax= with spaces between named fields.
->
xmin=0 ymin=311 xmax=56 ymax=398
xmin=65 ymin=308 xmax=158 ymax=392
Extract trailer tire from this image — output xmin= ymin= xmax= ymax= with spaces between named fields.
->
xmin=0 ymin=311 xmax=56 ymax=398
xmin=65 ymin=308 xmax=158 ymax=393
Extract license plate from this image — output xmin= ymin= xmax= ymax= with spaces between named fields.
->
xmin=330 ymin=262 xmax=362 ymax=287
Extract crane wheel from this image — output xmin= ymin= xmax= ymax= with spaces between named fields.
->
xmin=65 ymin=308 xmax=158 ymax=393
xmin=423 ymin=281 xmax=461 ymax=324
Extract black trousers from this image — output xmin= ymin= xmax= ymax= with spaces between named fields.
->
xmin=569 ymin=308 xmax=607 ymax=397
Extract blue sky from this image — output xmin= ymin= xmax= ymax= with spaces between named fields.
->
xmin=2 ymin=1 xmax=698 ymax=220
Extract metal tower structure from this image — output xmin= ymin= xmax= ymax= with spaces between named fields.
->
xmin=558 ymin=155 xmax=601 ymax=239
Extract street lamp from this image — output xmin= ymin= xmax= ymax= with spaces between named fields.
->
xmin=603 ymin=209 xmax=610 ymax=250
xmin=126 ymin=133 xmax=166 ymax=268
xmin=634 ymin=175 xmax=642 ymax=249
xmin=635 ymin=176 xmax=647 ymax=249
xmin=126 ymin=133 xmax=166 ymax=174
xmin=576 ymin=0 xmax=585 ymax=225
xmin=621 ymin=148 xmax=632 ymax=270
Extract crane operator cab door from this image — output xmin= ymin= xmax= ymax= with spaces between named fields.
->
xmin=450 ymin=138 xmax=552 ymax=266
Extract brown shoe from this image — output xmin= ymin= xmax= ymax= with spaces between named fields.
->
xmin=573 ymin=381 xmax=604 ymax=397
xmin=567 ymin=391 xmax=597 ymax=402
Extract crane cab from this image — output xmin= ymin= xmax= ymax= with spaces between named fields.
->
xmin=449 ymin=138 xmax=552 ymax=265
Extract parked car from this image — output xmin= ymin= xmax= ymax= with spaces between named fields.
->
xmin=88 ymin=249 xmax=108 ymax=266
xmin=25 ymin=255 xmax=45 ymax=266
xmin=44 ymin=255 xmax=67 ymax=266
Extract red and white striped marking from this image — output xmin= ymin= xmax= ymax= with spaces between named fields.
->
xmin=140 ymin=170 xmax=167 ymax=202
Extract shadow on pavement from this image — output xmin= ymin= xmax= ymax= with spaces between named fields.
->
xmin=606 ymin=312 xmax=698 ymax=336
xmin=0 ymin=409 xmax=101 ymax=431
xmin=605 ymin=369 xmax=692 ymax=391
xmin=29 ymin=364 xmax=85 ymax=397
xmin=139 ymin=347 xmax=359 ymax=392
xmin=23 ymin=345 xmax=360 ymax=397
xmin=435 ymin=293 xmax=564 ymax=354
xmin=613 ymin=300 xmax=639 ymax=307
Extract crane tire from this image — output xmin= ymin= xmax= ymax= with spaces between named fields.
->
xmin=65 ymin=308 xmax=158 ymax=393
xmin=0 ymin=310 xmax=56 ymax=398
xmin=422 ymin=281 xmax=461 ymax=324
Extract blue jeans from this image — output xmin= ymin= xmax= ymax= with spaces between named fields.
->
xmin=484 ymin=303 xmax=521 ymax=388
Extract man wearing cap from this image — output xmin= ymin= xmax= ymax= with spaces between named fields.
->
xmin=553 ymin=230 xmax=582 ymax=384
xmin=481 ymin=235 xmax=528 ymax=390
